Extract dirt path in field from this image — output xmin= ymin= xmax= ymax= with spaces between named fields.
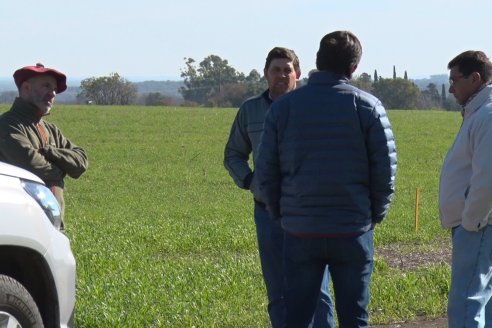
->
xmin=374 ymin=239 xmax=452 ymax=270
xmin=371 ymin=239 xmax=451 ymax=327
xmin=372 ymin=316 xmax=447 ymax=327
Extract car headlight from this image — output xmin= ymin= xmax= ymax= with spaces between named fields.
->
xmin=21 ymin=180 xmax=62 ymax=229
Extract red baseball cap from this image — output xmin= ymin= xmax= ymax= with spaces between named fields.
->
xmin=13 ymin=63 xmax=67 ymax=93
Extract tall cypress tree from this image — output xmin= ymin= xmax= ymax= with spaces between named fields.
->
xmin=441 ymin=84 xmax=446 ymax=106
xmin=393 ymin=65 xmax=396 ymax=79
xmin=404 ymin=71 xmax=408 ymax=80
xmin=374 ymin=69 xmax=378 ymax=83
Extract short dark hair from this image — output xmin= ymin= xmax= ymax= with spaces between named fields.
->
xmin=448 ymin=50 xmax=492 ymax=84
xmin=316 ymin=31 xmax=362 ymax=78
xmin=264 ymin=47 xmax=300 ymax=73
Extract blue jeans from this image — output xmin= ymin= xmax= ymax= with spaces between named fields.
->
xmin=254 ymin=203 xmax=334 ymax=328
xmin=282 ymin=229 xmax=374 ymax=328
xmin=448 ymin=225 xmax=492 ymax=328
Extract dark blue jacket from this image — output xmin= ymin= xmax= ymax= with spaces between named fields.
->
xmin=255 ymin=71 xmax=397 ymax=235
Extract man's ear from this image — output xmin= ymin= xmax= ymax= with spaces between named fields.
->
xmin=296 ymin=69 xmax=301 ymax=80
xmin=19 ymin=82 xmax=30 ymax=98
xmin=471 ymin=71 xmax=482 ymax=84
xmin=351 ymin=65 xmax=358 ymax=74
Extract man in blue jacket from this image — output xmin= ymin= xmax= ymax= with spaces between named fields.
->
xmin=255 ymin=31 xmax=397 ymax=327
xmin=224 ymin=47 xmax=333 ymax=327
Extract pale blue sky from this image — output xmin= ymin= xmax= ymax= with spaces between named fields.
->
xmin=1 ymin=0 xmax=491 ymax=83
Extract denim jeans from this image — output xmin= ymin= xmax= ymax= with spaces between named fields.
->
xmin=448 ymin=225 xmax=492 ymax=328
xmin=254 ymin=203 xmax=334 ymax=328
xmin=282 ymin=229 xmax=374 ymax=328
xmin=310 ymin=272 xmax=334 ymax=328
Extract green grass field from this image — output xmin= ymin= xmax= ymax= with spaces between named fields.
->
xmin=0 ymin=104 xmax=462 ymax=327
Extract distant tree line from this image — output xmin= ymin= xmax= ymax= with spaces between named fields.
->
xmin=179 ymin=56 xmax=460 ymax=110
xmin=350 ymin=68 xmax=460 ymax=111
xmin=14 ymin=56 xmax=458 ymax=110
xmin=179 ymin=55 xmax=266 ymax=107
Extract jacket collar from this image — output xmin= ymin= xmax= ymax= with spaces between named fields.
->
xmin=262 ymin=89 xmax=273 ymax=105
xmin=463 ymin=85 xmax=492 ymax=119
xmin=10 ymin=97 xmax=45 ymax=122
xmin=308 ymin=71 xmax=349 ymax=85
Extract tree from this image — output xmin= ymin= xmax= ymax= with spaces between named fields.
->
xmin=374 ymin=70 xmax=378 ymax=83
xmin=244 ymin=69 xmax=266 ymax=96
xmin=441 ymin=84 xmax=446 ymax=105
xmin=144 ymin=92 xmax=164 ymax=106
xmin=441 ymin=86 xmax=461 ymax=111
xmin=207 ymin=83 xmax=249 ymax=107
xmin=372 ymin=78 xmax=421 ymax=109
xmin=78 ymin=73 xmax=137 ymax=105
xmin=393 ymin=65 xmax=397 ymax=79
xmin=0 ymin=91 xmax=17 ymax=104
xmin=404 ymin=71 xmax=408 ymax=80
xmin=179 ymin=55 xmax=244 ymax=106
xmin=141 ymin=92 xmax=179 ymax=106
xmin=245 ymin=69 xmax=261 ymax=83
xmin=351 ymin=72 xmax=373 ymax=92
xmin=420 ymin=83 xmax=441 ymax=108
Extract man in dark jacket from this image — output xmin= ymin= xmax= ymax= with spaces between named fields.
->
xmin=224 ymin=47 xmax=333 ymax=327
xmin=0 ymin=63 xmax=88 ymax=227
xmin=255 ymin=31 xmax=397 ymax=327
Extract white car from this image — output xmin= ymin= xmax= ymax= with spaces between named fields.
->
xmin=0 ymin=161 xmax=75 ymax=328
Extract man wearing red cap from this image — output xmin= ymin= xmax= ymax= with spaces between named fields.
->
xmin=0 ymin=63 xmax=88 ymax=227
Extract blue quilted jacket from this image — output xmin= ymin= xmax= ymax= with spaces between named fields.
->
xmin=254 ymin=71 xmax=397 ymax=235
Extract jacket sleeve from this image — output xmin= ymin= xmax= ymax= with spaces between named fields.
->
xmin=224 ymin=107 xmax=253 ymax=189
xmin=364 ymin=101 xmax=397 ymax=223
xmin=41 ymin=124 xmax=88 ymax=179
xmin=0 ymin=124 xmax=66 ymax=181
xmin=254 ymin=107 xmax=281 ymax=219
xmin=462 ymin=115 xmax=492 ymax=231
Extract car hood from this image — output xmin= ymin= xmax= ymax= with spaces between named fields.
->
xmin=0 ymin=161 xmax=43 ymax=184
